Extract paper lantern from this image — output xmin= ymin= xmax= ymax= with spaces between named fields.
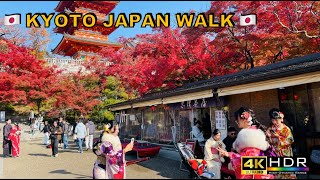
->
xmin=150 ymin=106 xmax=156 ymax=112
xmin=280 ymin=94 xmax=287 ymax=101
xmin=294 ymin=94 xmax=299 ymax=101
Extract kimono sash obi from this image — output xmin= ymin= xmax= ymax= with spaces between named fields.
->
xmin=211 ymin=147 xmax=219 ymax=155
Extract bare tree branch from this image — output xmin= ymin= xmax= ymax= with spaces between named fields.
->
xmin=271 ymin=1 xmax=320 ymax=38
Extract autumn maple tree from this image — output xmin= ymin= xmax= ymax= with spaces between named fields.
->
xmin=184 ymin=1 xmax=320 ymax=67
xmin=100 ymin=28 xmax=235 ymax=95
xmin=0 ymin=39 xmax=59 ymax=114
xmin=49 ymin=69 xmax=102 ymax=117
xmin=100 ymin=1 xmax=319 ymax=96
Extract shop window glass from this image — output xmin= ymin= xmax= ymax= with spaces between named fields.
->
xmin=309 ymin=82 xmax=320 ymax=132
xmin=127 ymin=112 xmax=142 ymax=140
xmin=158 ymin=110 xmax=174 ymax=144
xmin=143 ymin=108 xmax=158 ymax=143
xmin=194 ymin=108 xmax=211 ymax=139
xmin=177 ymin=110 xmax=192 ymax=142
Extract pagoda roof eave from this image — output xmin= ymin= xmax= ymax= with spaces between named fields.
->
xmin=52 ymin=35 xmax=122 ymax=56
xmin=55 ymin=1 xmax=119 ymax=13
xmin=52 ymin=35 xmax=65 ymax=55
xmin=64 ymin=34 xmax=122 ymax=47
xmin=53 ymin=25 xmax=117 ymax=36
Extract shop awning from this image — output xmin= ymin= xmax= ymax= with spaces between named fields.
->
xmin=218 ymin=71 xmax=320 ymax=96
xmin=132 ymin=99 xmax=162 ymax=108
xmin=162 ymin=89 xmax=213 ymax=104
xmin=110 ymin=105 xmax=131 ymax=111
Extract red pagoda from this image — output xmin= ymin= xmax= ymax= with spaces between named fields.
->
xmin=52 ymin=1 xmax=122 ymax=60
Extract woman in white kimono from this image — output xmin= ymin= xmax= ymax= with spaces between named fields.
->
xmin=93 ymin=121 xmax=133 ymax=179
xmin=204 ymin=129 xmax=226 ymax=179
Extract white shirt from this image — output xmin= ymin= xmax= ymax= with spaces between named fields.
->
xmin=191 ymin=125 xmax=205 ymax=142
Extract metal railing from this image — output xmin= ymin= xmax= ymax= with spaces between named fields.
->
xmin=45 ymin=58 xmax=83 ymax=65
xmin=45 ymin=58 xmax=113 ymax=66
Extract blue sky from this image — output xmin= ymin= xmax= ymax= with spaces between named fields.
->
xmin=0 ymin=1 xmax=211 ymax=56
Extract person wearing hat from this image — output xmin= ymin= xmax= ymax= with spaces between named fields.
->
xmin=92 ymin=120 xmax=133 ymax=179
xmin=3 ymin=119 xmax=12 ymax=157
xmin=8 ymin=122 xmax=22 ymax=158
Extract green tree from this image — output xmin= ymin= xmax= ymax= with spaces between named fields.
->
xmin=91 ymin=76 xmax=130 ymax=122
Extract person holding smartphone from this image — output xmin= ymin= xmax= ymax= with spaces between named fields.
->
xmin=93 ymin=120 xmax=133 ymax=179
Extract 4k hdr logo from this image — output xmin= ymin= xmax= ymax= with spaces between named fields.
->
xmin=241 ymin=156 xmax=309 ymax=175
xmin=241 ymin=156 xmax=267 ymax=175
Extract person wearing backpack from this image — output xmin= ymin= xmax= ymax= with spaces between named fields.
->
xmin=85 ymin=119 xmax=95 ymax=151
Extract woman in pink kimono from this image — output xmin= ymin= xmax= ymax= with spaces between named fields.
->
xmin=217 ymin=107 xmax=274 ymax=179
xmin=93 ymin=121 xmax=133 ymax=179
xmin=8 ymin=123 xmax=22 ymax=158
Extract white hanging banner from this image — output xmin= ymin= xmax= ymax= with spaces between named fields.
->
xmin=130 ymin=114 xmax=135 ymax=121
xmin=215 ymin=110 xmax=226 ymax=130
xmin=0 ymin=111 xmax=5 ymax=122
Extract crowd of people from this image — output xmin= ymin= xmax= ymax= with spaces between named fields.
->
xmin=46 ymin=117 xmax=96 ymax=157
xmin=2 ymin=106 xmax=296 ymax=179
xmin=198 ymin=107 xmax=296 ymax=179
xmin=89 ymin=107 xmax=296 ymax=179
xmin=2 ymin=116 xmax=96 ymax=158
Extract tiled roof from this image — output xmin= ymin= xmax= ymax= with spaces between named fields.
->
xmin=109 ymin=53 xmax=320 ymax=108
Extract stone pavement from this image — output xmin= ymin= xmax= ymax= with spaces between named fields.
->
xmin=158 ymin=148 xmax=181 ymax=161
xmin=0 ymin=124 xmax=189 ymax=179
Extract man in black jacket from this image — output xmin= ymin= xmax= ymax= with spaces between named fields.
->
xmin=50 ymin=121 xmax=62 ymax=157
xmin=3 ymin=119 xmax=12 ymax=157
xmin=223 ymin=127 xmax=237 ymax=152
xmin=222 ymin=127 xmax=237 ymax=164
